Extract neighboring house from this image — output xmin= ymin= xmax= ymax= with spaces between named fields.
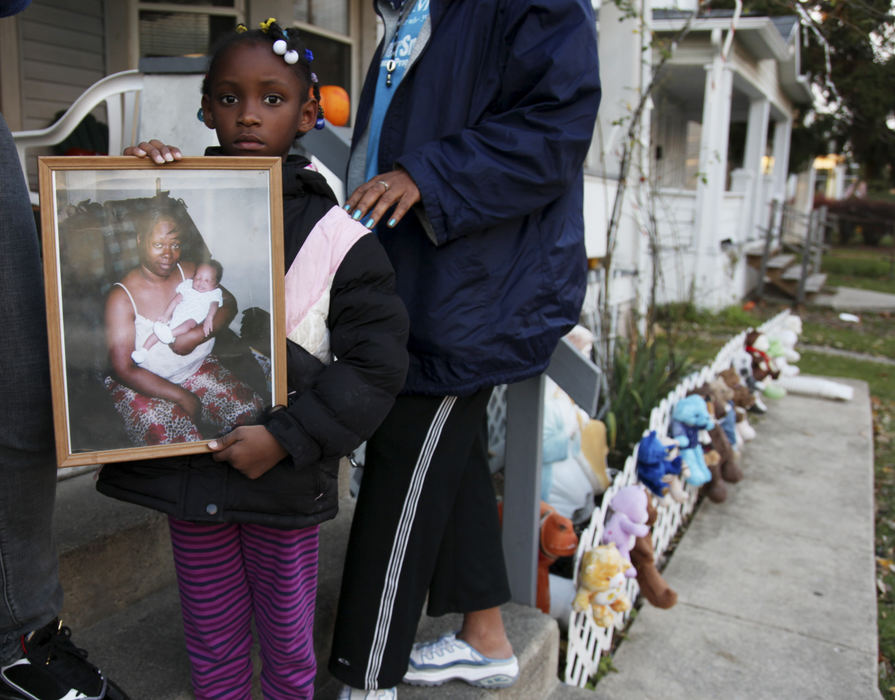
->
xmin=588 ymin=0 xmax=813 ymax=321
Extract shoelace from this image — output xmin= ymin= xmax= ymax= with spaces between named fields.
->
xmin=26 ymin=621 xmax=99 ymax=689
xmin=417 ymin=635 xmax=467 ymax=661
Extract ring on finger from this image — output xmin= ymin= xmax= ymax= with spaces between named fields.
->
xmin=377 ymin=180 xmax=390 ymax=192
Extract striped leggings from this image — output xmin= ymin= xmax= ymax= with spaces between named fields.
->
xmin=168 ymin=517 xmax=319 ymax=699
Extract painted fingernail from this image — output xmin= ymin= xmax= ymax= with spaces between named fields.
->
xmin=164 ymin=153 xmax=174 ymax=162
xmin=154 ymin=155 xmax=164 ymax=164
xmin=352 ymin=210 xmax=362 ymax=220
xmin=208 ymin=441 xmax=218 ymax=449
xmin=388 ymin=218 xmax=397 ymax=227
xmin=363 ymin=217 xmax=376 ymax=228
xmin=343 ymin=204 xmax=351 ymax=211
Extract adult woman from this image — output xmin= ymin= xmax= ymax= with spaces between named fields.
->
xmin=104 ymin=199 xmax=262 ymax=445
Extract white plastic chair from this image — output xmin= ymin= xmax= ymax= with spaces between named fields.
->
xmin=11 ymin=70 xmax=144 ymax=205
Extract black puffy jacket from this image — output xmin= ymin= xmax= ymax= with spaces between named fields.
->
xmin=97 ymin=156 xmax=409 ymax=529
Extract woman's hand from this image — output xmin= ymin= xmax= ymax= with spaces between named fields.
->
xmin=124 ymin=140 xmax=183 ymax=165
xmin=208 ymin=425 xmax=288 ymax=480
xmin=344 ymin=169 xmax=420 ymax=230
xmin=174 ymin=389 xmax=202 ymax=422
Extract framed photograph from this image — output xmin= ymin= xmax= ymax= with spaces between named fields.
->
xmin=38 ymin=156 xmax=286 ymax=467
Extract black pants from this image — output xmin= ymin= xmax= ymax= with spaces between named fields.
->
xmin=329 ymin=390 xmax=511 ymax=689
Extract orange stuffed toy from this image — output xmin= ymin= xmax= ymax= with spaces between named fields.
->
xmin=498 ymin=501 xmax=578 ymax=614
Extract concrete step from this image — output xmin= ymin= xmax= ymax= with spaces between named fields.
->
xmin=56 ymin=467 xmax=563 ymax=699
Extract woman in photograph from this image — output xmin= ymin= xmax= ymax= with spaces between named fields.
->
xmin=104 ymin=197 xmax=263 ymax=445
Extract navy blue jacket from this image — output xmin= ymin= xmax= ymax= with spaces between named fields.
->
xmin=352 ymin=0 xmax=601 ymax=395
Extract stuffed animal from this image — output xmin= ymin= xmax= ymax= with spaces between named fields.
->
xmin=702 ymin=445 xmax=727 ymax=503
xmin=498 ymin=501 xmax=578 ymax=616
xmin=744 ymin=330 xmax=781 ymax=382
xmin=696 ymin=382 xmax=742 ymax=484
xmin=670 ymin=395 xmax=715 ymax=486
xmin=630 ymin=497 xmax=677 ymax=609
xmin=541 ymin=377 xmax=609 ymax=525
xmin=601 ymin=485 xmax=650 ymax=575
xmin=573 ymin=544 xmax=632 ymax=627
xmin=537 ymin=502 xmax=578 ymax=614
xmin=636 ymin=431 xmax=688 ymax=503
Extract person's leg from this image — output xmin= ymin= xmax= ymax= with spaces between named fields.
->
xmin=104 ymin=377 xmax=202 ymax=445
xmin=402 ymin=421 xmax=517 ymax=688
xmin=0 ymin=111 xmax=60 ymax=665
xmin=240 ymin=523 xmax=318 ymax=700
xmin=425 ymin=422 xmax=513 ymax=657
xmin=168 ymin=517 xmax=253 ymax=700
xmin=180 ymin=356 xmax=263 ymax=435
xmin=169 ymin=319 xmax=197 ymax=338
xmin=328 ymin=390 xmax=493 ymax=690
xmin=0 ymin=447 xmax=62 ymax=665
xmin=0 ymin=111 xmax=120 ymax=700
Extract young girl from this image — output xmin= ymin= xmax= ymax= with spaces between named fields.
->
xmin=97 ymin=19 xmax=409 ymax=700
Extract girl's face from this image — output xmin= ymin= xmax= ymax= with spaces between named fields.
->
xmin=192 ymin=265 xmax=219 ymax=292
xmin=201 ymin=41 xmax=318 ymax=159
xmin=140 ymin=218 xmax=182 ymax=278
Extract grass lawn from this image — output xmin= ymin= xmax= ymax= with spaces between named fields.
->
xmin=823 ymin=246 xmax=895 ymax=294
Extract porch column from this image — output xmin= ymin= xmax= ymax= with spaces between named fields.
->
xmin=692 ymin=54 xmax=733 ymax=305
xmin=742 ymin=97 xmax=771 ymax=243
xmin=769 ymin=118 xmax=792 ymax=245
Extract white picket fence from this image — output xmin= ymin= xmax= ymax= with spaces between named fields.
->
xmin=562 ymin=308 xmax=793 ymax=687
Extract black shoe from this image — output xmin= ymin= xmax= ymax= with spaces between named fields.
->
xmin=0 ymin=619 xmax=128 ymax=700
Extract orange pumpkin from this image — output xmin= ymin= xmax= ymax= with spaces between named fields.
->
xmin=318 ymin=85 xmax=350 ymax=127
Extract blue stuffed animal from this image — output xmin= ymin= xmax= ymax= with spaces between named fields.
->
xmin=670 ymin=395 xmax=715 ymax=486
xmin=636 ymin=431 xmax=686 ymax=501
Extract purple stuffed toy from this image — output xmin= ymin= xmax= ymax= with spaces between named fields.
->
xmin=601 ymin=485 xmax=650 ymax=577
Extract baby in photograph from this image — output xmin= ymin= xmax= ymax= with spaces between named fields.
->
xmin=132 ymin=259 xmax=224 ymax=365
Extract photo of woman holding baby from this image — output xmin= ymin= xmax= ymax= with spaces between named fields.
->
xmin=103 ymin=197 xmax=263 ymax=446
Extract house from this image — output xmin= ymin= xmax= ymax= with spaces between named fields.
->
xmin=587 ymin=0 xmax=813 ymax=319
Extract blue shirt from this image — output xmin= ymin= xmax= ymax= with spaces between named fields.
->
xmin=364 ymin=0 xmax=429 ymax=182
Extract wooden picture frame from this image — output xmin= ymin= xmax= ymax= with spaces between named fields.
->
xmin=38 ymin=156 xmax=286 ymax=466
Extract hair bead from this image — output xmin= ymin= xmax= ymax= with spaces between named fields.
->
xmin=272 ymin=39 xmax=287 ymax=55
xmin=284 ymin=50 xmax=299 ymax=64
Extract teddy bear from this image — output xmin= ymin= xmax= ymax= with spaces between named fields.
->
xmin=744 ymin=330 xmax=781 ymax=384
xmin=601 ymin=485 xmax=650 ymax=575
xmin=670 ymin=395 xmax=715 ymax=487
xmin=541 ymin=378 xmax=609 ymax=525
xmin=498 ymin=500 xmax=578 ymax=616
xmin=695 ymin=381 xmax=743 ymax=484
xmin=536 ymin=502 xmax=578 ymax=614
xmin=636 ymin=430 xmax=689 ymax=504
xmin=573 ymin=543 xmax=632 ymax=627
xmin=629 ymin=496 xmax=677 ymax=609
xmin=719 ymin=367 xmax=759 ymax=440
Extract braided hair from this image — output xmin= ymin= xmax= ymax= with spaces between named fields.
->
xmin=201 ymin=18 xmax=325 ymax=131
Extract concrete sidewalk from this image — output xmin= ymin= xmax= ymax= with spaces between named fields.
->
xmin=592 ymin=377 xmax=881 ymax=700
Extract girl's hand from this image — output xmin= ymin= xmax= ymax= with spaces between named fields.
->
xmin=208 ymin=425 xmax=288 ymax=480
xmin=124 ymin=140 xmax=183 ymax=165
xmin=344 ymin=169 xmax=420 ymax=230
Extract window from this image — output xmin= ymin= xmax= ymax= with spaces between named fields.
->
xmin=291 ymin=1 xmax=353 ymax=116
xmin=138 ymin=0 xmax=244 ymax=58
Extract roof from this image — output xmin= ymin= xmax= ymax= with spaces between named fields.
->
xmin=651 ymin=9 xmax=812 ymax=104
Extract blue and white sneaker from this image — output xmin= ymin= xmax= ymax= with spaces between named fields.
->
xmin=402 ymin=633 xmax=519 ymax=688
